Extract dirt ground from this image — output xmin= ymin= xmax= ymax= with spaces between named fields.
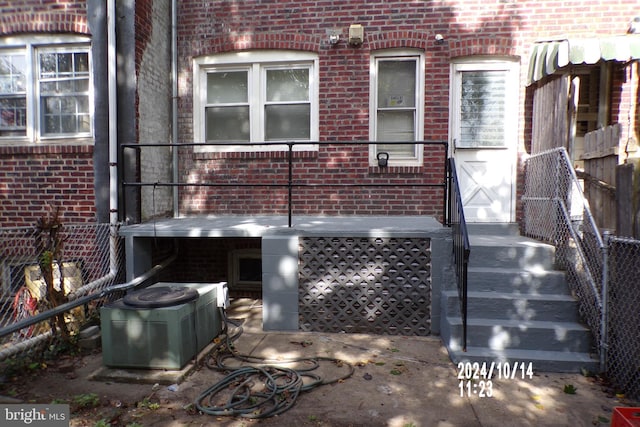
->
xmin=1 ymin=300 xmax=637 ymax=427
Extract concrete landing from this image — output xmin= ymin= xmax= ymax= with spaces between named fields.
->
xmin=63 ymin=298 xmax=632 ymax=427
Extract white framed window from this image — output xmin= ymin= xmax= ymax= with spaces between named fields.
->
xmin=0 ymin=35 xmax=92 ymax=142
xmin=194 ymin=51 xmax=319 ymax=152
xmin=369 ymin=50 xmax=425 ymax=166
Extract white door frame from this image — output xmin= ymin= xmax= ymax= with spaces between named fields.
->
xmin=448 ymin=58 xmax=519 ymax=223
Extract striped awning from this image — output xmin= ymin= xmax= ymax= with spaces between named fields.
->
xmin=527 ymin=35 xmax=640 ymax=85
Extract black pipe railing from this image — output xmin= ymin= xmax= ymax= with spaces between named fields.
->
xmin=120 ymin=141 xmax=449 ymax=227
xmin=446 ymin=157 xmax=470 ymax=351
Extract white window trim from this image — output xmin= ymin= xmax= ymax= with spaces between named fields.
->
xmin=0 ymin=35 xmax=93 ymax=144
xmin=193 ymin=50 xmax=319 ymax=152
xmin=369 ymin=49 xmax=425 ymax=167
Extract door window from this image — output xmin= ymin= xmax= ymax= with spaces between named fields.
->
xmin=458 ymin=70 xmax=508 ymax=148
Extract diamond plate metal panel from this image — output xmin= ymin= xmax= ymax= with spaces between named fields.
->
xmin=299 ymin=237 xmax=431 ymax=335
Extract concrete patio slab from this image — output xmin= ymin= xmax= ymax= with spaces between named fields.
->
xmin=5 ymin=298 xmax=635 ymax=427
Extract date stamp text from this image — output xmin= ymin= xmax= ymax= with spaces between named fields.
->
xmin=457 ymin=361 xmax=534 ymax=397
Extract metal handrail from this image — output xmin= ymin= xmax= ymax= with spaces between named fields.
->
xmin=522 ymin=146 xmax=607 ymax=369
xmin=120 ymin=140 xmax=449 ymax=227
xmin=447 ymin=157 xmax=470 ymax=351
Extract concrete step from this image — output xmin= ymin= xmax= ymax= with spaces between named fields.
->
xmin=466 ymin=223 xmax=521 ymax=235
xmin=443 ymin=290 xmax=580 ymax=322
xmin=467 ymin=267 xmax=570 ymax=295
xmin=441 ymin=224 xmax=599 ymax=373
xmin=448 ymin=346 xmax=598 ymax=373
xmin=444 ymin=317 xmax=593 ymax=353
xmin=467 ymin=234 xmax=556 ymax=270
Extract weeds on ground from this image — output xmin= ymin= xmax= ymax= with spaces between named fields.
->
xmin=73 ymin=393 xmax=100 ymax=409
xmin=137 ymin=398 xmax=160 ymax=410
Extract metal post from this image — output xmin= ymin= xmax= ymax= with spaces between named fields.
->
xmin=443 ymin=142 xmax=449 ymax=225
xmin=288 ymin=143 xmax=293 ymax=228
xmin=446 ymin=158 xmax=452 ymax=227
xmin=599 ymin=231 xmax=610 ymax=372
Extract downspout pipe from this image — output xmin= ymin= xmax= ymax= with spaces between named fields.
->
xmin=108 ymin=0 xmax=117 ymax=228
xmin=171 ymin=0 xmax=179 ymax=217
xmin=107 ymin=0 xmax=119 ymax=278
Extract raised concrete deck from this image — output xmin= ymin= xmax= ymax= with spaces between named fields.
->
xmin=119 ymin=215 xmax=452 ymax=333
xmin=119 ymin=215 xmax=447 ymax=238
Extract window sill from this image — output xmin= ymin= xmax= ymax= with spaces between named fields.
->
xmin=193 ymin=148 xmax=318 ymax=161
xmin=368 ymin=165 xmax=426 ymax=175
xmin=0 ymin=141 xmax=94 ymax=155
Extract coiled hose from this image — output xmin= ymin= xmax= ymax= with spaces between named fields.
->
xmin=195 ymin=309 xmax=354 ymax=419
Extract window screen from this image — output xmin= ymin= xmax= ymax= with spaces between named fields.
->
xmin=375 ymin=58 xmax=417 ymax=158
xmin=39 ymin=51 xmax=91 ymax=136
xmin=0 ymin=53 xmax=27 ymax=137
xmin=205 ymin=71 xmax=250 ymax=142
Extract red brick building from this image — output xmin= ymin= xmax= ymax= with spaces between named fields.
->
xmin=2 ymin=0 xmax=638 ymax=228
xmin=0 ymin=1 xmax=96 ymax=227
xmin=2 ymin=0 xmax=639 ymax=377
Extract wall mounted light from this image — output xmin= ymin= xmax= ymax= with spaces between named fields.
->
xmin=377 ymin=152 xmax=389 ymax=168
xmin=435 ymin=34 xmax=445 ymax=45
xmin=327 ymin=29 xmax=341 ymax=46
xmin=349 ymin=24 xmax=364 ymax=47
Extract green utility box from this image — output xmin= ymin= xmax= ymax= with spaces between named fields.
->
xmin=100 ymin=282 xmax=225 ymax=370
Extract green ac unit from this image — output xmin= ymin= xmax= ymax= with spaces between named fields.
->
xmin=100 ymin=282 xmax=226 ymax=370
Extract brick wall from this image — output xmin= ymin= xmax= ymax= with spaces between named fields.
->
xmin=611 ymin=62 xmax=639 ymax=155
xmin=0 ymin=0 xmax=88 ymax=34
xmin=0 ymin=0 xmax=93 ymax=228
xmin=153 ymin=237 xmax=262 ymax=297
xmin=175 ymin=0 xmax=639 ymax=220
xmin=0 ymin=145 xmax=96 ymax=227
xmin=137 ymin=0 xmax=174 ymax=219
xmin=1 ymin=0 xmax=638 ymax=226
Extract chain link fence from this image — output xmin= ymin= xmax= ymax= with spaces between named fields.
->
xmin=0 ymin=223 xmax=124 ymax=369
xmin=523 ymin=147 xmax=640 ymax=399
xmin=606 ymin=236 xmax=640 ymax=399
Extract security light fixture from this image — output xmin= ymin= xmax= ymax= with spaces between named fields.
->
xmin=327 ymin=29 xmax=341 ymax=46
xmin=377 ymin=151 xmax=389 ymax=167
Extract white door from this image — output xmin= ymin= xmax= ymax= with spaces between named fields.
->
xmin=450 ymin=60 xmax=519 ymax=222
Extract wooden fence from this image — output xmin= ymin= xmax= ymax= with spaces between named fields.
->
xmin=580 ymin=124 xmax=620 ymax=232
xmin=580 ymin=124 xmax=640 ymax=238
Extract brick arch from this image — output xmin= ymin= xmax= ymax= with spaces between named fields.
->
xmin=192 ymin=32 xmax=322 ymax=57
xmin=448 ymin=36 xmax=518 ymax=59
xmin=367 ymin=31 xmax=429 ymax=51
xmin=0 ymin=11 xmax=89 ymax=35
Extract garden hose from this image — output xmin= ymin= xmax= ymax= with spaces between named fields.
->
xmin=194 ymin=309 xmax=354 ymax=419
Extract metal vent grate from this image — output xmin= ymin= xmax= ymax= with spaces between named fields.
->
xmin=299 ymin=237 xmax=431 ymax=335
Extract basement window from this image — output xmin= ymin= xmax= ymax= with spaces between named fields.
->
xmin=228 ymin=248 xmax=262 ymax=291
